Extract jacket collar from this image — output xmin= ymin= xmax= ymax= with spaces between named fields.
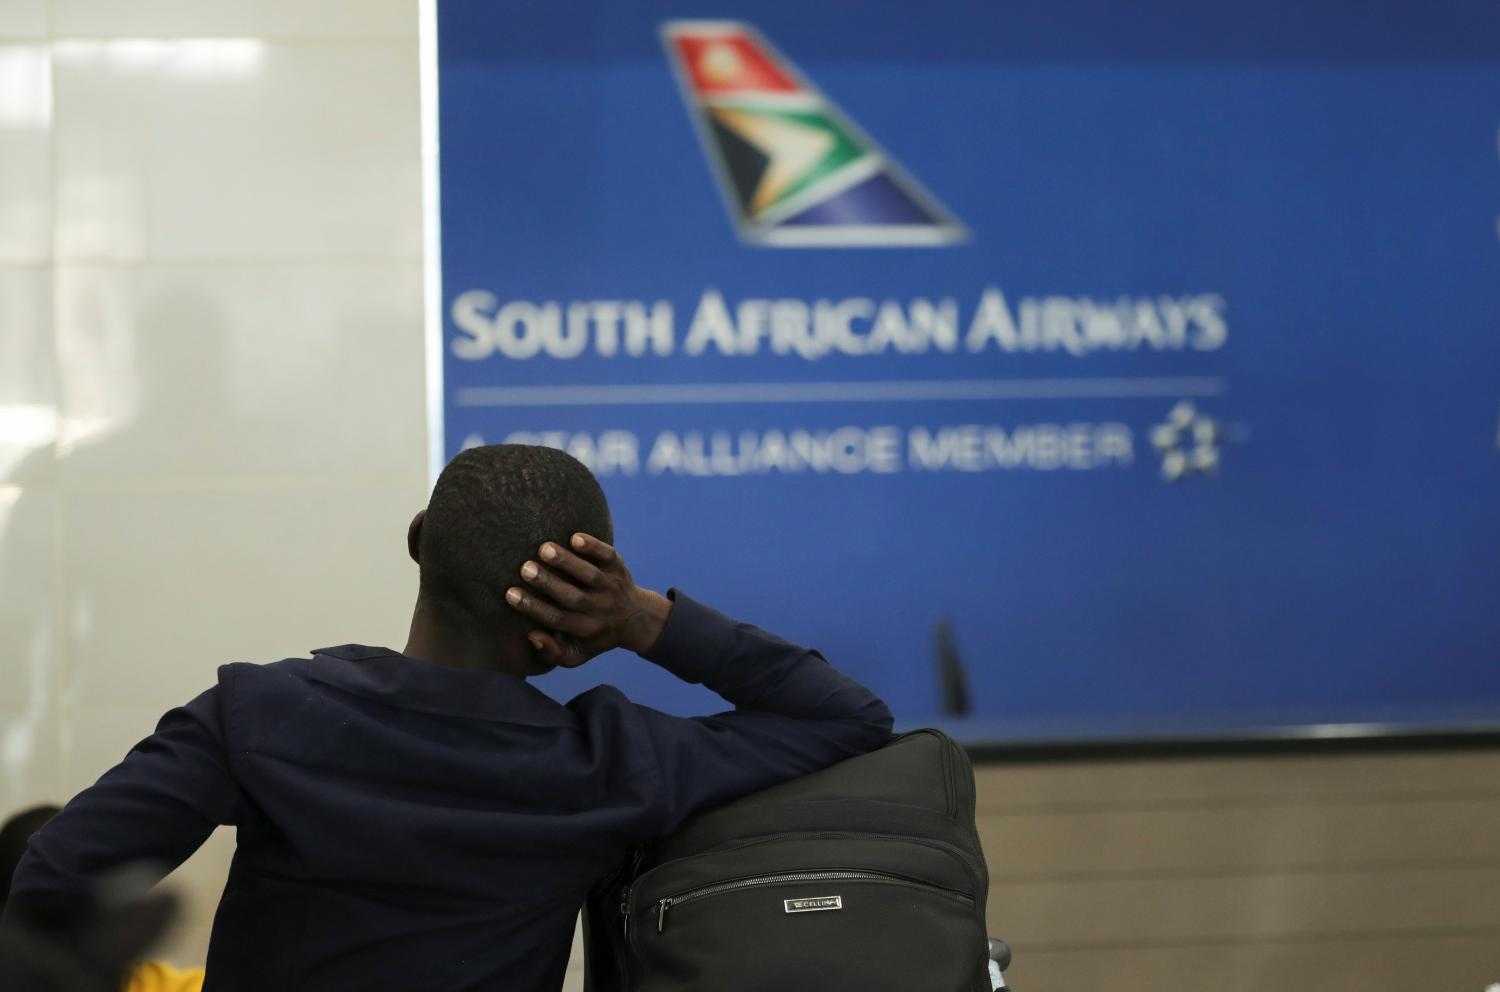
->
xmin=308 ymin=644 xmax=574 ymax=727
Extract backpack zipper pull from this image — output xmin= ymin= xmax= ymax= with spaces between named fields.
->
xmin=620 ymin=886 xmax=631 ymax=939
xmin=656 ymin=897 xmax=674 ymax=934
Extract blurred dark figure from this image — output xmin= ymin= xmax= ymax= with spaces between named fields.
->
xmin=2 ymin=806 xmax=60 ymax=911
xmin=0 ymin=876 xmax=177 ymax=992
xmin=1 ymin=808 xmax=195 ymax=992
xmin=2 ymin=803 xmax=176 ymax=992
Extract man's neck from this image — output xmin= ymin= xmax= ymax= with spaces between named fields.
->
xmin=403 ymin=598 xmax=533 ymax=678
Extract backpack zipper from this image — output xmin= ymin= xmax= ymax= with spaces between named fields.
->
xmin=638 ymin=830 xmax=985 ymax=903
xmin=651 ymin=869 xmax=972 ymax=934
xmin=617 ymin=843 xmax=647 ymax=940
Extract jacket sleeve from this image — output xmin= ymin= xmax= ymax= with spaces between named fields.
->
xmin=623 ymin=590 xmax=894 ymax=837
xmin=1 ymin=687 xmax=241 ymax=925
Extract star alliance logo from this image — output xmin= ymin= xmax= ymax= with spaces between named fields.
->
xmin=1150 ymin=401 xmax=1221 ymax=481
xmin=662 ymin=21 xmax=966 ymax=247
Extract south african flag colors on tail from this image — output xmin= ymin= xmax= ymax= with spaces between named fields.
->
xmin=662 ymin=21 xmax=967 ymax=247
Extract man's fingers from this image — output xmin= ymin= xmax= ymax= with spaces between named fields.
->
xmin=555 ymin=636 xmax=591 ymax=669
xmin=537 ymin=542 xmax=605 ymax=586
xmin=568 ymin=533 xmax=618 ymax=566
xmin=526 ymin=629 xmax=591 ymax=669
xmin=506 ymin=587 xmax=567 ymax=630
xmin=505 ymin=587 xmax=597 ymax=637
xmin=520 ymin=560 xmax=587 ymax=609
xmin=526 ymin=629 xmax=566 ymax=666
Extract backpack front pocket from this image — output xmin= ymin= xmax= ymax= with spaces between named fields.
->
xmin=629 ymin=852 xmax=987 ymax=992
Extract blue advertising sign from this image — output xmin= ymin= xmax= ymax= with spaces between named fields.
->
xmin=433 ymin=1 xmax=1500 ymax=741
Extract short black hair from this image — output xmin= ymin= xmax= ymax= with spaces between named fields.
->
xmin=1 ymin=804 xmax=60 ymax=910
xmin=419 ymin=444 xmax=612 ymax=624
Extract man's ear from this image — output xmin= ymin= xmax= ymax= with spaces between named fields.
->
xmin=407 ymin=510 xmax=425 ymax=564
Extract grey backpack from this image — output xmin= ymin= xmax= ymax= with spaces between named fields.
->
xmin=582 ymin=729 xmax=994 ymax=992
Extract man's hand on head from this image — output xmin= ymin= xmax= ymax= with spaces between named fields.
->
xmin=505 ymin=533 xmax=672 ymax=669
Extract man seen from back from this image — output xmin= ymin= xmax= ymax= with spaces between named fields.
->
xmin=2 ymin=444 xmax=893 ymax=990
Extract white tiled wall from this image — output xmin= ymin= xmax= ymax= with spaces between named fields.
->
xmin=51 ymin=40 xmax=422 ymax=261
xmin=0 ymin=2 xmax=429 ymax=966
xmin=0 ymin=2 xmax=47 ymax=38
xmin=52 ymin=1 xmax=415 ymax=40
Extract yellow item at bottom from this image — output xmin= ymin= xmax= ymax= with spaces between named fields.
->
xmin=124 ymin=961 xmax=205 ymax=992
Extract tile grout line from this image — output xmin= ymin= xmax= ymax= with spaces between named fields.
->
xmin=975 ymin=788 xmax=1500 ymax=814
xmin=1008 ymin=923 xmax=1500 ymax=955
xmin=39 ymin=256 xmax=425 ymax=267
xmin=986 ymin=855 xmax=1500 ymax=885
xmin=2 ymin=34 xmax=416 ymax=46
xmin=45 ymin=0 xmax=68 ymax=803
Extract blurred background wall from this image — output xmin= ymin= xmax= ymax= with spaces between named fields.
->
xmin=0 ymin=0 xmax=427 ymax=965
xmin=0 ymin=3 xmax=1496 ymax=990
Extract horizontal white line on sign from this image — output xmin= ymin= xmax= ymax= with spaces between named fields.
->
xmin=453 ymin=376 xmax=1228 ymax=407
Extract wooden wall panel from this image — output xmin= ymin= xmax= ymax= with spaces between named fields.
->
xmin=1012 ymin=931 xmax=1500 ymax=992
xmin=989 ymin=865 xmax=1500 ymax=945
xmin=974 ymin=750 xmax=1500 ymax=809
xmin=978 ymin=747 xmax=1500 ymax=990
xmin=980 ymin=798 xmax=1500 ymax=877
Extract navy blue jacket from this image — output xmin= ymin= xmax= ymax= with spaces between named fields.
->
xmin=5 ymin=592 xmax=892 ymax=990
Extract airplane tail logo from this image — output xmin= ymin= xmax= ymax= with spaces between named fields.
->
xmin=662 ymin=21 xmax=967 ymax=248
